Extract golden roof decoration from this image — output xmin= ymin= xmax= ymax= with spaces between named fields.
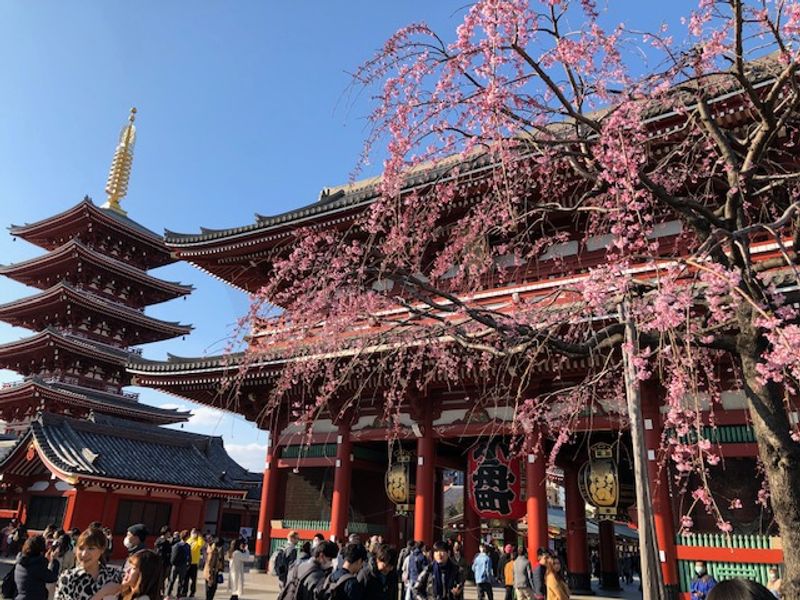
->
xmin=101 ymin=107 xmax=137 ymax=216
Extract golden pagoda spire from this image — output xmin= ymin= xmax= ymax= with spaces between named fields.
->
xmin=101 ymin=107 xmax=137 ymax=216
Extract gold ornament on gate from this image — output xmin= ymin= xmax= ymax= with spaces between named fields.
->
xmin=578 ymin=443 xmax=619 ymax=519
xmin=386 ymin=449 xmax=412 ymax=514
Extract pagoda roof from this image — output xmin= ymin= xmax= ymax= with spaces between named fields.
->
xmin=0 ymin=239 xmax=193 ymax=304
xmin=9 ymin=197 xmax=175 ymax=268
xmin=0 ymin=282 xmax=193 ymax=344
xmin=0 ymin=412 xmax=251 ymax=497
xmin=0 ymin=377 xmax=191 ymax=425
xmin=0 ymin=327 xmax=131 ymax=368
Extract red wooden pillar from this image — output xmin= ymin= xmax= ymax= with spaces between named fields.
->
xmin=255 ymin=441 xmax=280 ymax=570
xmin=330 ymin=425 xmax=353 ymax=543
xmin=564 ymin=466 xmax=592 ymax=593
xmin=525 ymin=453 xmax=548 ymax=557
xmin=62 ymin=488 xmax=80 ymax=530
xmin=598 ymin=520 xmax=620 ymax=590
xmin=643 ymin=389 xmax=679 ymax=595
xmin=463 ymin=480 xmax=480 ymax=560
xmin=414 ymin=427 xmax=436 ymax=545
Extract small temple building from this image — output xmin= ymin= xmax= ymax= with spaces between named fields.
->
xmin=128 ymin=74 xmax=788 ymax=599
xmin=0 ymin=110 xmax=260 ymax=556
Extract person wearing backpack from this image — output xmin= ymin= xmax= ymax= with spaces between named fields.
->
xmin=278 ymin=540 xmax=338 ymax=600
xmin=413 ymin=541 xmax=463 ymax=600
xmin=167 ymin=529 xmax=190 ymax=598
xmin=153 ymin=526 xmax=172 ymax=595
xmin=321 ymin=543 xmax=367 ymax=600
xmin=274 ymin=531 xmax=300 ymax=588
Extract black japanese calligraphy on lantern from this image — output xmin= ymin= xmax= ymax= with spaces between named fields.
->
xmin=468 ymin=439 xmax=525 ymax=519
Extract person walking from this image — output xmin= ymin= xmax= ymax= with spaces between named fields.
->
xmin=289 ymin=540 xmax=338 ymax=600
xmin=502 ymin=549 xmax=516 ymax=600
xmin=228 ymin=538 xmax=252 ymax=600
xmin=120 ymin=549 xmax=161 ymax=600
xmin=362 ymin=544 xmax=398 ymax=600
xmin=405 ymin=543 xmax=428 ymax=600
xmin=690 ymin=561 xmax=717 ymax=599
xmin=54 ymin=528 xmax=122 ymax=600
xmin=398 ymin=540 xmax=415 ymax=600
xmin=167 ymin=530 xmax=191 ymax=599
xmin=512 ymin=548 xmax=534 ymax=600
xmin=413 ymin=541 xmax=463 ymax=600
xmin=325 ymin=543 xmax=367 ymax=600
xmin=531 ymin=548 xmax=548 ymax=600
xmin=154 ymin=526 xmax=172 ymax=596
xmin=545 ymin=556 xmax=570 ymax=600
xmin=187 ymin=528 xmax=206 ymax=598
xmin=202 ymin=537 xmax=225 ymax=600
xmin=13 ymin=535 xmax=60 ymax=600
xmin=274 ymin=531 xmax=300 ymax=588
xmin=472 ymin=545 xmax=494 ymax=600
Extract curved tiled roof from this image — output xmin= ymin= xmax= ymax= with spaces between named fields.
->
xmin=2 ymin=412 xmax=252 ymax=494
xmin=10 ymin=197 xmax=174 ymax=266
xmin=0 ymin=238 xmax=193 ymax=301
xmin=163 ymin=54 xmax=784 ymax=249
xmin=0 ymin=377 xmax=191 ymax=425
xmin=0 ymin=282 xmax=193 ymax=342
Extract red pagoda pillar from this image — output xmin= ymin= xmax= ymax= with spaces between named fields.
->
xmin=463 ymin=480 xmax=480 ymax=560
xmin=330 ymin=424 xmax=353 ymax=542
xmin=255 ymin=440 xmax=280 ymax=570
xmin=643 ymin=387 xmax=679 ymax=596
xmin=598 ymin=520 xmax=621 ymax=590
xmin=525 ymin=452 xmax=548 ymax=557
xmin=564 ymin=465 xmax=591 ymax=592
xmin=414 ymin=425 xmax=436 ymax=545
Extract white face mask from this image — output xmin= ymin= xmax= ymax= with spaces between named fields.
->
xmin=123 ymin=538 xmax=137 ymax=550
xmin=695 ymin=566 xmax=706 ymax=576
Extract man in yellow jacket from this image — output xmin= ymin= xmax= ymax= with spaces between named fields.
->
xmin=187 ymin=528 xmax=206 ymax=597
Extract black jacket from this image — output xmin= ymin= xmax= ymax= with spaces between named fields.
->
xmin=414 ymin=560 xmax=463 ymax=600
xmin=14 ymin=554 xmax=59 ymax=600
xmin=295 ymin=559 xmax=331 ymax=600
xmin=361 ymin=563 xmax=399 ymax=600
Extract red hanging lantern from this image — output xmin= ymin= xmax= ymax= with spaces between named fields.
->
xmin=467 ymin=439 xmax=525 ymax=520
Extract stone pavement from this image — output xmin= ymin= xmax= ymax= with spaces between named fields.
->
xmin=0 ymin=558 xmax=644 ymax=599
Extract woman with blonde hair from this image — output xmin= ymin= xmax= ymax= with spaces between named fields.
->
xmin=545 ymin=555 xmax=570 ymax=600
xmin=119 ymin=549 xmax=161 ymax=600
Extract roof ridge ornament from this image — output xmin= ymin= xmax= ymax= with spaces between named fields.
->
xmin=101 ymin=107 xmax=137 ymax=216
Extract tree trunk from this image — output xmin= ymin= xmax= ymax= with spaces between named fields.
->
xmin=738 ymin=314 xmax=800 ymax=600
xmin=620 ymin=301 xmax=667 ymax=600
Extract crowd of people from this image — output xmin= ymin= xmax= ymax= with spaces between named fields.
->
xmin=2 ymin=520 xmax=254 ymax=600
xmin=271 ymin=532 xmax=573 ymax=600
xmin=1 ymin=522 xmax=788 ymax=600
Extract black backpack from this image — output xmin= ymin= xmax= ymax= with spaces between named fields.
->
xmin=1 ymin=566 xmax=16 ymax=600
xmin=275 ymin=546 xmax=298 ymax=581
xmin=278 ymin=564 xmax=319 ymax=600
xmin=316 ymin=572 xmax=356 ymax=600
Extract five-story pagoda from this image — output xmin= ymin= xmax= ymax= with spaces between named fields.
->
xmin=0 ymin=110 xmax=259 ymax=549
xmin=0 ymin=108 xmax=192 ymax=431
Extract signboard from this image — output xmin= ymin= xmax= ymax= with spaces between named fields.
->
xmin=239 ymin=527 xmax=253 ymax=540
xmin=467 ymin=439 xmax=525 ymax=520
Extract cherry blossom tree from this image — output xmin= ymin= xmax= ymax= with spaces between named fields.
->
xmin=241 ymin=1 xmax=800 ymax=596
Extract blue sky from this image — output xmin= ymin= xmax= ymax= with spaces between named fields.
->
xmin=0 ymin=1 xmax=693 ymax=471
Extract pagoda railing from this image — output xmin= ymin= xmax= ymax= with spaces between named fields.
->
xmin=676 ymin=532 xmax=778 ymax=549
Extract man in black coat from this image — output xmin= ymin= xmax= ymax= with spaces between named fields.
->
xmin=292 ymin=541 xmax=339 ymax=600
xmin=361 ymin=544 xmax=399 ymax=600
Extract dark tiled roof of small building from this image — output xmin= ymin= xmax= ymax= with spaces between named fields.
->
xmin=22 ymin=412 xmax=251 ymax=491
